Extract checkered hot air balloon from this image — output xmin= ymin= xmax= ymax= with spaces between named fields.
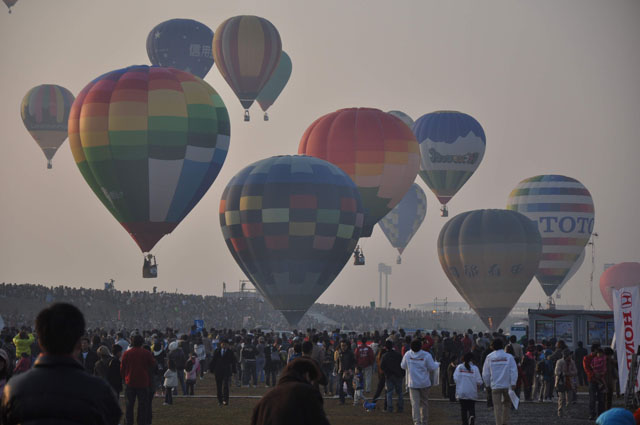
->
xmin=219 ymin=155 xmax=364 ymax=325
xmin=298 ymin=108 xmax=420 ymax=237
xmin=378 ymin=183 xmax=427 ymax=262
xmin=507 ymin=175 xmax=595 ymax=297
xmin=21 ymin=84 xmax=75 ymax=169
xmin=68 ymin=65 xmax=230 ymax=274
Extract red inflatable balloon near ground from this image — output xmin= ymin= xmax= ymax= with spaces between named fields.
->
xmin=599 ymin=262 xmax=640 ymax=309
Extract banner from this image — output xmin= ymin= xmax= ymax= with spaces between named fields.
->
xmin=613 ymin=286 xmax=640 ymax=393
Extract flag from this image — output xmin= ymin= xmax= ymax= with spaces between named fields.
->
xmin=613 ymin=286 xmax=640 ymax=393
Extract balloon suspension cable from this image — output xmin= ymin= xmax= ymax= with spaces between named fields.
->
xmin=244 ymin=110 xmax=250 ymax=122
xmin=440 ymin=205 xmax=448 ymax=217
xmin=264 ymin=112 xmax=269 ymax=121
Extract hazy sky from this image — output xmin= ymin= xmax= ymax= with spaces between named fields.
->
xmin=1 ymin=0 xmax=639 ymax=312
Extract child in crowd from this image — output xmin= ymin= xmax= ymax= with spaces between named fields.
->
xmin=591 ymin=348 xmax=607 ymax=393
xmin=185 ymin=353 xmax=201 ymax=395
xmin=163 ymin=359 xmax=178 ymax=405
xmin=353 ymin=366 xmax=365 ymax=406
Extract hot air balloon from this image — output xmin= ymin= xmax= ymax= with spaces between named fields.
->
xmin=219 ymin=155 xmax=364 ymax=324
xmin=68 ymin=65 xmax=230 ymax=276
xmin=378 ymin=183 xmax=427 ymax=264
xmin=146 ymin=19 xmax=215 ymax=79
xmin=3 ymin=0 xmax=17 ymax=13
xmin=387 ymin=110 xmax=414 ymax=129
xmin=599 ymin=262 xmax=640 ymax=310
xmin=298 ymin=108 xmax=420 ymax=237
xmin=213 ymin=15 xmax=282 ymax=121
xmin=255 ymin=51 xmax=291 ymax=121
xmin=413 ymin=111 xmax=486 ymax=217
xmin=21 ymin=84 xmax=75 ymax=169
xmin=556 ymin=249 xmax=585 ymax=296
xmin=507 ymin=175 xmax=595 ymax=297
xmin=437 ymin=209 xmax=542 ymax=330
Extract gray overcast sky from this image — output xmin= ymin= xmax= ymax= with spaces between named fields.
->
xmin=1 ymin=0 xmax=638 ymax=311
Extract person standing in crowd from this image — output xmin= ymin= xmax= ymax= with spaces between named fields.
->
xmin=454 ymin=352 xmax=483 ymax=425
xmin=108 ymin=344 xmax=124 ymax=400
xmin=336 ymin=339 xmax=356 ymax=405
xmin=0 ymin=349 xmax=12 ymax=397
xmin=321 ymin=340 xmax=334 ymax=396
xmin=120 ymin=334 xmax=157 ymax=425
xmin=267 ymin=339 xmax=283 ymax=388
xmin=372 ymin=340 xmax=388 ymax=408
xmin=354 ymin=336 xmax=374 ymax=393
xmin=401 ymin=339 xmax=439 ymax=425
xmin=447 ymin=356 xmax=458 ymax=402
xmin=210 ymin=338 xmax=237 ymax=406
xmin=168 ymin=340 xmax=187 ymax=395
xmin=584 ymin=343 xmax=605 ymax=420
xmin=352 ymin=366 xmax=366 ymax=406
xmin=163 ymin=359 xmax=178 ymax=405
xmin=554 ymin=349 xmax=577 ymax=418
xmin=603 ymin=347 xmax=617 ymax=411
xmin=241 ymin=337 xmax=258 ymax=387
xmin=508 ymin=335 xmax=523 ymax=363
xmin=255 ymin=336 xmax=266 ymax=386
xmin=12 ymin=329 xmax=35 ymax=361
xmin=184 ymin=352 xmax=200 ymax=395
xmin=302 ymin=341 xmax=328 ymax=391
xmin=77 ymin=336 xmax=99 ymax=374
xmin=93 ymin=345 xmax=112 ymax=380
xmin=251 ymin=358 xmax=330 ymax=425
xmin=482 ymin=338 xmax=518 ymax=425
xmin=115 ymin=332 xmax=129 ymax=352
xmin=574 ymin=341 xmax=588 ymax=387
xmin=0 ymin=303 xmax=121 ymax=424
xmin=380 ymin=339 xmax=404 ymax=413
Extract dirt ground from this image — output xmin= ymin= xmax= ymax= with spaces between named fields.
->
xmin=131 ymin=374 xmax=616 ymax=425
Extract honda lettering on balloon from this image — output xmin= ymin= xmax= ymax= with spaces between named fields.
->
xmin=613 ymin=286 xmax=640 ymax=393
xmin=507 ymin=175 xmax=594 ymax=297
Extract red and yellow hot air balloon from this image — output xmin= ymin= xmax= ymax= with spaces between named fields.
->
xmin=299 ymin=108 xmax=420 ymax=237
xmin=213 ymin=15 xmax=282 ymax=121
xmin=21 ymin=84 xmax=75 ymax=169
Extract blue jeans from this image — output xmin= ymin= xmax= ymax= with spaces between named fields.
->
xmin=385 ymin=375 xmax=404 ymax=412
xmin=256 ymin=357 xmax=265 ymax=383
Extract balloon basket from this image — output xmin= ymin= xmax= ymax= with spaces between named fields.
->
xmin=353 ymin=245 xmax=365 ymax=266
xmin=396 ymin=255 xmax=402 ymax=265
xmin=244 ymin=110 xmax=250 ymax=122
xmin=142 ymin=254 xmax=158 ymax=278
xmin=47 ymin=160 xmax=52 ymax=169
xmin=264 ymin=112 xmax=269 ymax=121
xmin=440 ymin=205 xmax=448 ymax=217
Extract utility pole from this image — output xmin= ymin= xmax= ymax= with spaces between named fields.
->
xmin=378 ymin=263 xmax=391 ymax=309
xmin=588 ymin=232 xmax=599 ymax=309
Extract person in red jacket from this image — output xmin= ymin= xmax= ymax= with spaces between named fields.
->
xmin=583 ymin=343 xmax=604 ymax=420
xmin=354 ymin=337 xmax=374 ymax=393
xmin=121 ymin=334 xmax=156 ymax=425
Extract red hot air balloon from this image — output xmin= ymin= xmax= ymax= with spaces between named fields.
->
xmin=599 ymin=262 xmax=640 ymax=310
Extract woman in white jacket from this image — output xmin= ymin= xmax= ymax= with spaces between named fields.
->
xmin=453 ymin=352 xmax=483 ymax=425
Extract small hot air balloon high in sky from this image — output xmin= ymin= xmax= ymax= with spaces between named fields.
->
xmin=147 ymin=18 xmax=215 ymax=79
xmin=68 ymin=65 xmax=230 ymax=277
xmin=437 ymin=209 xmax=542 ymax=330
xmin=213 ymin=15 xmax=282 ymax=121
xmin=413 ymin=111 xmax=486 ymax=217
xmin=219 ymin=155 xmax=364 ymax=325
xmin=599 ymin=262 xmax=640 ymax=310
xmin=21 ymin=84 xmax=75 ymax=169
xmin=507 ymin=174 xmax=595 ymax=298
xmin=298 ymin=108 xmax=420 ymax=237
xmin=256 ymin=51 xmax=292 ymax=121
xmin=3 ymin=0 xmax=17 ymax=13
xmin=378 ymin=183 xmax=427 ymax=264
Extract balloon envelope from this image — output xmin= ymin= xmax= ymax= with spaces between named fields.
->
xmin=146 ymin=19 xmax=214 ymax=79
xmin=437 ymin=209 xmax=542 ymax=330
xmin=21 ymin=84 xmax=75 ymax=169
xmin=556 ymin=249 xmax=585 ymax=293
xmin=3 ymin=0 xmax=17 ymax=12
xmin=413 ymin=111 xmax=486 ymax=207
xmin=69 ymin=65 xmax=230 ymax=253
xmin=599 ymin=262 xmax=640 ymax=310
xmin=507 ymin=175 xmax=595 ymax=296
xmin=387 ymin=110 xmax=414 ymax=129
xmin=213 ymin=15 xmax=282 ymax=112
xmin=256 ymin=51 xmax=291 ymax=113
xmin=298 ymin=108 xmax=420 ymax=237
xmin=378 ymin=183 xmax=427 ymax=255
xmin=219 ymin=155 xmax=364 ymax=325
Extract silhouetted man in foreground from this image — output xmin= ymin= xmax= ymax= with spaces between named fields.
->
xmin=0 ymin=302 xmax=121 ymax=424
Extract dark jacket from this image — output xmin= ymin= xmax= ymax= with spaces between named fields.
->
xmin=336 ymin=348 xmax=355 ymax=375
xmin=250 ymin=363 xmax=331 ymax=425
xmin=77 ymin=349 xmax=99 ymax=374
xmin=209 ymin=347 xmax=237 ymax=377
xmin=0 ymin=354 xmax=121 ymax=425
xmin=107 ymin=357 xmax=122 ymax=393
xmin=168 ymin=347 xmax=186 ymax=370
xmin=380 ymin=349 xmax=404 ymax=379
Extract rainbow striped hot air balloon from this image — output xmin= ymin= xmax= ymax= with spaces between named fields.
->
xmin=21 ymin=84 xmax=75 ymax=169
xmin=507 ymin=175 xmax=595 ymax=297
xmin=213 ymin=15 xmax=282 ymax=121
xmin=69 ymin=65 xmax=230 ymax=275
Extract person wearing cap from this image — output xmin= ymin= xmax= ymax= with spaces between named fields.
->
xmin=1 ymin=303 xmax=121 ymax=424
xmin=596 ymin=407 xmax=636 ymax=425
xmin=210 ymin=338 xmax=237 ymax=406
